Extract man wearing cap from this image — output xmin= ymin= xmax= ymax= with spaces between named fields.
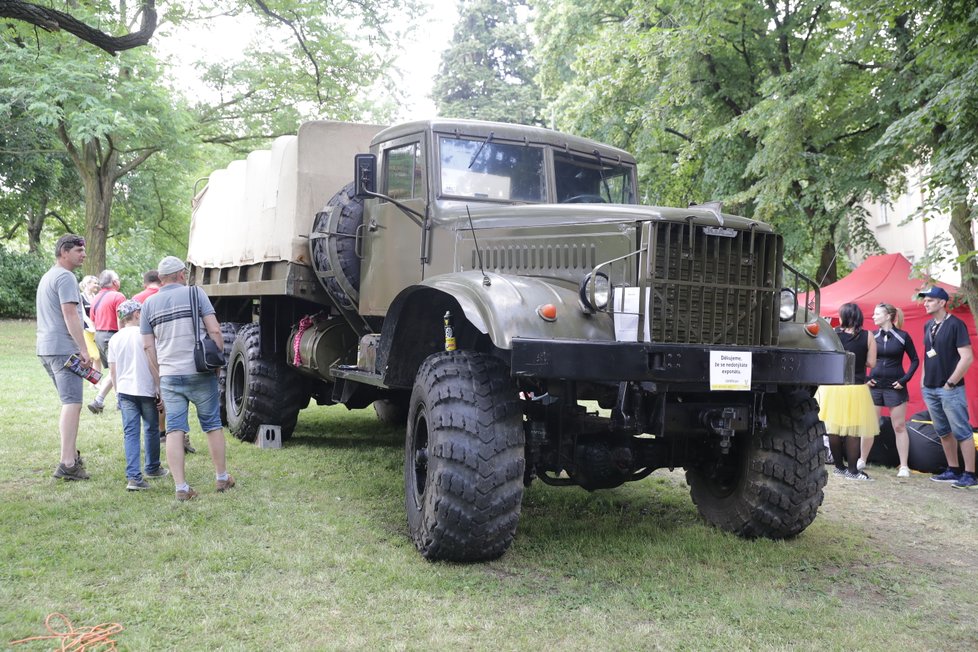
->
xmin=141 ymin=256 xmax=235 ymax=501
xmin=36 ymin=234 xmax=91 ymax=481
xmin=108 ymin=299 xmax=168 ymax=491
xmin=918 ymin=286 xmax=977 ymax=489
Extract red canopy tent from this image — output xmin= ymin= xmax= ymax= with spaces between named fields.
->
xmin=816 ymin=253 xmax=978 ymax=422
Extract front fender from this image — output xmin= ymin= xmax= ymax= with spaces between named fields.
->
xmin=779 ymin=317 xmax=846 ymax=352
xmin=418 ymin=271 xmax=614 ymax=349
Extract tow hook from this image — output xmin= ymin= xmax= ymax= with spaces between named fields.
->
xmin=704 ymin=407 xmax=739 ymax=454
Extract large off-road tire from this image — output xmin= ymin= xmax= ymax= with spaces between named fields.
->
xmin=374 ymin=397 xmax=409 ymax=426
xmin=225 ymin=323 xmax=307 ymax=443
xmin=685 ymin=388 xmax=827 ymax=539
xmin=218 ymin=322 xmax=242 ymax=425
xmin=310 ymin=182 xmax=363 ymax=310
xmin=405 ymin=351 xmax=525 ymax=562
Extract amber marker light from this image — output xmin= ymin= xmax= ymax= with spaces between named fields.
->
xmin=537 ymin=304 xmax=558 ymax=322
xmin=804 ymin=321 xmax=820 ymax=337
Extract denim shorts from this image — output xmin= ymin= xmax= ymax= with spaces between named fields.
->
xmin=39 ymin=354 xmax=83 ymax=404
xmin=922 ymin=385 xmax=973 ymax=442
xmin=160 ymin=373 xmax=222 ymax=435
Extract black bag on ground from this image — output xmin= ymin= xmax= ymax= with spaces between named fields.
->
xmin=906 ymin=410 xmax=978 ymax=473
xmin=190 ymin=286 xmax=225 ymax=371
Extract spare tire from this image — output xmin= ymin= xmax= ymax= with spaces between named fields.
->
xmin=311 ymin=182 xmax=364 ymax=310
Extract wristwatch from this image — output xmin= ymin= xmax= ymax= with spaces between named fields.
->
xmin=944 ymin=380 xmax=957 ymax=388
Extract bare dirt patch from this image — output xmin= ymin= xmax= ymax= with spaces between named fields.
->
xmin=820 ymin=464 xmax=978 ymax=575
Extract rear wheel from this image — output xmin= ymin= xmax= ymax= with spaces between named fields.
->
xmin=225 ymin=324 xmax=307 ymax=442
xmin=685 ymin=388 xmax=827 ymax=539
xmin=374 ymin=396 xmax=409 ymax=426
xmin=218 ymin=322 xmax=242 ymax=425
xmin=405 ymin=351 xmax=525 ymax=561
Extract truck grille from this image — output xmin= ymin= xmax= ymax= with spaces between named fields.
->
xmin=640 ymin=221 xmax=781 ymax=346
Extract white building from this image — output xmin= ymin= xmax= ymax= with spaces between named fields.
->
xmin=859 ymin=169 xmax=972 ymax=285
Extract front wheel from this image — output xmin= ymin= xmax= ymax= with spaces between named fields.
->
xmin=405 ymin=351 xmax=525 ymax=562
xmin=686 ymin=388 xmax=827 ymax=539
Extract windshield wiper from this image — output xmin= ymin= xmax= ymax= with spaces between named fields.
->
xmin=593 ymin=149 xmax=612 ymax=201
xmin=468 ymin=132 xmax=494 ymax=169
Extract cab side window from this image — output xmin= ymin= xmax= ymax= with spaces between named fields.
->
xmin=384 ymin=143 xmax=423 ymax=200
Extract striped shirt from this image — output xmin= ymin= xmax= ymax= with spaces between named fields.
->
xmin=140 ymin=283 xmax=215 ymax=377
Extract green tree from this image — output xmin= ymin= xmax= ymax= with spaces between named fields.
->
xmin=433 ymin=0 xmax=543 ymax=124
xmin=1 ymin=27 xmax=183 ymax=273
xmin=536 ymin=0 xmax=891 ymax=282
xmin=0 ymin=105 xmax=81 ymax=252
xmin=1 ymin=0 xmax=417 ymax=273
xmin=862 ymin=1 xmax=978 ymax=318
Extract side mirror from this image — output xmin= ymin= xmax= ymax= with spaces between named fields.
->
xmin=354 ymin=154 xmax=376 ymax=198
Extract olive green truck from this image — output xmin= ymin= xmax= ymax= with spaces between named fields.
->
xmin=188 ymin=119 xmax=852 ymax=561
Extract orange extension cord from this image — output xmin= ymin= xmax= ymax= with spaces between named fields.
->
xmin=9 ymin=613 xmax=123 ymax=650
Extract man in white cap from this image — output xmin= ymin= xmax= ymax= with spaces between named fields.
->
xmin=141 ymin=256 xmax=235 ymax=500
xmin=918 ymin=286 xmax=976 ymax=489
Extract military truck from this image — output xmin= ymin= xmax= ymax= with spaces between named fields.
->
xmin=188 ymin=119 xmax=851 ymax=562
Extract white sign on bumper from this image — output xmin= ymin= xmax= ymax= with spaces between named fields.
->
xmin=710 ymin=351 xmax=752 ymax=391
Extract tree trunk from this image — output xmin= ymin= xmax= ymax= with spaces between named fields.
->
xmin=78 ymin=138 xmax=118 ymax=275
xmin=26 ymin=197 xmax=46 ymax=253
xmin=816 ymin=239 xmax=838 ymax=286
xmin=947 ymin=199 xmax=978 ymax=325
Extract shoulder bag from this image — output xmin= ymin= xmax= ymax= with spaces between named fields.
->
xmin=190 ymin=286 xmax=226 ymax=371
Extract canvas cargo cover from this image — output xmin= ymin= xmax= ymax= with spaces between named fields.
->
xmin=188 ymin=121 xmax=384 ymax=269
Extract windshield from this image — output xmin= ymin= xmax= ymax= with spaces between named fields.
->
xmin=439 ymin=136 xmax=545 ymax=202
xmin=554 ymin=152 xmax=635 ymax=204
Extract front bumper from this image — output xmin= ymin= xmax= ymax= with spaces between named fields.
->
xmin=510 ymin=338 xmax=853 ymax=387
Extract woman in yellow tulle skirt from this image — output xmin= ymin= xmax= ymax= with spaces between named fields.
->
xmin=817 ymin=303 xmax=879 ymax=480
xmin=817 ymin=384 xmax=879 ymax=437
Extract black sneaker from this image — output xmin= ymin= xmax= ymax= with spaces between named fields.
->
xmin=183 ymin=435 xmax=196 ymax=454
xmin=931 ymin=469 xmax=960 ymax=483
xmin=844 ymin=470 xmax=873 ymax=481
xmin=53 ymin=463 xmax=90 ymax=481
xmin=126 ymin=478 xmax=150 ymax=491
xmin=74 ymin=450 xmax=85 ymax=468
xmin=952 ymin=473 xmax=978 ymax=490
xmin=144 ymin=467 xmax=170 ymax=479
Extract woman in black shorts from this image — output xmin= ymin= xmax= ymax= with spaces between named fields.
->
xmin=866 ymin=303 xmax=919 ymax=477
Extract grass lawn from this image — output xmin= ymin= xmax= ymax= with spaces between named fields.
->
xmin=1 ymin=318 xmax=976 ymax=650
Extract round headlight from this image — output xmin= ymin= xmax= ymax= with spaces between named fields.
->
xmin=780 ymin=288 xmax=797 ymax=321
xmin=580 ymin=272 xmax=611 ymax=312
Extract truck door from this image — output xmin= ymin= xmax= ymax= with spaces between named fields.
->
xmin=358 ymin=135 xmax=428 ymax=316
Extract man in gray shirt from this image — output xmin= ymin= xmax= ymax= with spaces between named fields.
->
xmin=36 ymin=234 xmax=92 ymax=480
xmin=141 ymin=255 xmax=235 ymax=501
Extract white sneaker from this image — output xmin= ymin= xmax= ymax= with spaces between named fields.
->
xmin=856 ymin=458 xmax=866 ymax=471
xmin=897 ymin=466 xmax=910 ymax=478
